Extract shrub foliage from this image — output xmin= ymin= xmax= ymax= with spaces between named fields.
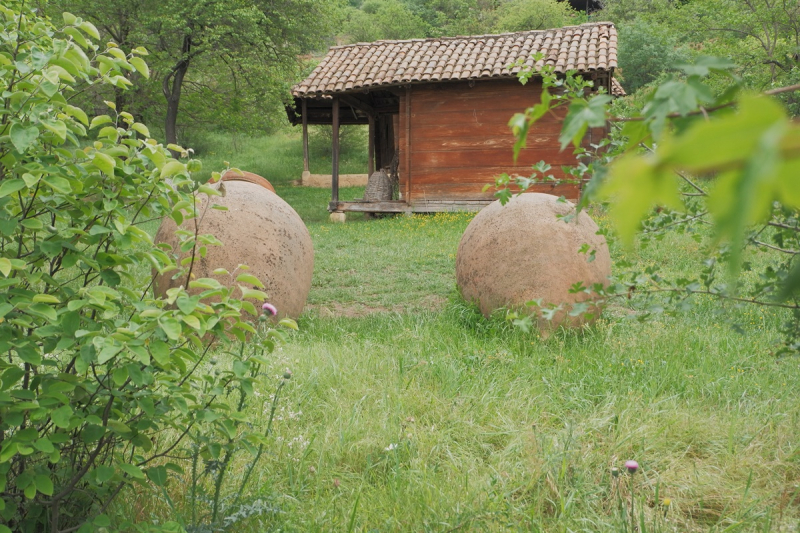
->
xmin=0 ymin=4 xmax=277 ymax=531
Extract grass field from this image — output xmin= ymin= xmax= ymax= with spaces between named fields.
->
xmin=132 ymin=132 xmax=800 ymax=532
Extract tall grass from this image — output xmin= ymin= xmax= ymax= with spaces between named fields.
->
xmin=127 ymin=131 xmax=800 ymax=532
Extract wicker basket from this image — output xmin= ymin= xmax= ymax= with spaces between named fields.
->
xmin=364 ymin=169 xmax=392 ymax=202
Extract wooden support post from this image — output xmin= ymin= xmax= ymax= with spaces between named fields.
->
xmin=367 ymin=114 xmax=375 ymax=175
xmin=332 ymin=97 xmax=340 ymax=205
xmin=301 ymin=99 xmax=309 ymax=173
xmin=404 ymin=86 xmax=411 ymax=204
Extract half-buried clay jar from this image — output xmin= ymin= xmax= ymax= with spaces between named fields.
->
xmin=456 ymin=193 xmax=610 ymax=329
xmin=215 ymin=170 xmax=276 ymax=194
xmin=154 ymin=177 xmax=312 ymax=319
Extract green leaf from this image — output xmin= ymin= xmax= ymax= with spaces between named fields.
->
xmin=41 ymin=120 xmax=67 ymax=142
xmin=112 ymin=366 xmax=128 ymax=386
xmin=64 ymin=27 xmax=88 ymax=48
xmin=92 ymin=152 xmax=116 ymax=175
xmin=559 ymin=94 xmax=611 ymax=150
xmin=189 ymin=278 xmax=222 ymax=290
xmin=677 ymin=56 xmax=736 ymax=77
xmin=79 ymin=20 xmax=100 ymax=40
xmin=278 ymin=318 xmax=299 ymax=330
xmin=20 ymin=218 xmax=44 ymax=230
xmin=176 ymin=295 xmax=199 ymax=314
xmin=89 ymin=115 xmax=112 ymax=129
xmin=236 ymin=273 xmax=265 ymax=288
xmin=598 ymin=153 xmax=682 ymax=246
xmin=28 ymin=303 xmax=58 ymax=322
xmin=35 ymin=475 xmax=54 ymax=496
xmin=9 ymin=124 xmax=39 ymax=152
xmin=33 ymin=438 xmax=54 ymax=453
xmin=42 ymin=175 xmax=72 ymax=194
xmin=150 ymin=340 xmax=170 ymax=366
xmin=82 ymin=424 xmax=106 ymax=443
xmin=131 ymin=123 xmax=150 ymax=137
xmin=181 ymin=314 xmax=201 ymax=330
xmin=64 ymin=104 xmax=89 ymax=126
xmin=239 ymin=287 xmax=268 ymax=301
xmin=158 ymin=317 xmax=181 ymax=340
xmin=0 ymin=258 xmax=11 ymax=277
xmin=129 ymin=57 xmax=150 ymax=79
xmin=146 ymin=465 xmax=168 ymax=486
xmin=33 ymin=294 xmax=60 ymax=304
xmin=51 ymin=405 xmax=73 ymax=428
xmin=663 ymin=94 xmax=785 ymax=172
xmin=160 ymin=161 xmax=186 ymax=179
xmin=0 ymin=442 xmax=18 ymax=463
xmin=95 ymin=465 xmax=115 ymax=483
xmin=0 ymin=179 xmax=26 ymax=198
xmin=119 ymin=463 xmax=145 ymax=479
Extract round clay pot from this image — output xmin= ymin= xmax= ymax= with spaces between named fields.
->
xmin=215 ymin=170 xmax=276 ymax=194
xmin=456 ymin=193 xmax=611 ymax=329
xmin=154 ymin=180 xmax=313 ymax=319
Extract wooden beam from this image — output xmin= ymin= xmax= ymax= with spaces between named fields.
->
xmin=301 ymin=99 xmax=309 ymax=173
xmin=405 ymin=86 xmax=412 ymax=203
xmin=368 ymin=114 xmax=375 ymax=175
xmin=331 ymin=97 xmax=340 ymax=205
xmin=331 ymin=201 xmax=410 ymax=213
xmin=340 ymin=94 xmax=376 ymax=117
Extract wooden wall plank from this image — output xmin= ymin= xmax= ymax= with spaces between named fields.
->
xmin=398 ymin=92 xmax=407 ymax=198
xmin=414 ymin=134 xmax=566 ymax=152
xmin=414 ymin=182 xmax=579 ymax=200
xmin=405 ymin=80 xmax=585 ymax=202
xmin=412 ymin=120 xmax=563 ymax=140
xmin=409 ymin=107 xmax=566 ymax=127
xmin=411 ymin=166 xmax=573 ymax=185
xmin=411 ymin=148 xmax=578 ymax=169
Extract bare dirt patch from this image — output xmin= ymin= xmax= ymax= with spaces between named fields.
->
xmin=307 ymin=294 xmax=447 ymax=318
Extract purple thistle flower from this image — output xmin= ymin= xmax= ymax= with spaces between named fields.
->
xmin=625 ymin=460 xmax=639 ymax=474
xmin=262 ymin=302 xmax=277 ymax=316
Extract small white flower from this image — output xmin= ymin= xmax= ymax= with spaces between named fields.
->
xmin=384 ymin=443 xmax=398 ymax=452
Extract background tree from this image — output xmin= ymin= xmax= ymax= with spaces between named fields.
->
xmin=341 ymin=0 xmax=432 ymax=42
xmin=55 ymin=0 xmax=340 ymax=144
xmin=494 ymin=0 xmax=577 ymax=32
xmin=616 ymin=19 xmax=688 ymax=92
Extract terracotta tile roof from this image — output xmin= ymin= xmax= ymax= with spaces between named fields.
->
xmin=293 ymin=22 xmax=617 ymax=97
xmin=611 ymin=77 xmax=625 ymax=96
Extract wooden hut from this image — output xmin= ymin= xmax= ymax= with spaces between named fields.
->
xmin=286 ymin=22 xmax=622 ymax=215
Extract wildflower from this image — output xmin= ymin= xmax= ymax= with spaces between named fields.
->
xmin=611 ymin=467 xmax=620 ymax=478
xmin=625 ymin=460 xmax=639 ymax=474
xmin=384 ymin=443 xmax=398 ymax=452
xmin=283 ymin=370 xmax=293 ymax=380
xmin=262 ymin=302 xmax=277 ymax=316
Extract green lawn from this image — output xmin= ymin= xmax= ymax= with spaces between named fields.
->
xmin=131 ymin=132 xmax=800 ymax=532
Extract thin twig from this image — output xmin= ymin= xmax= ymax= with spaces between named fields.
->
xmin=752 ymin=239 xmax=800 ymax=254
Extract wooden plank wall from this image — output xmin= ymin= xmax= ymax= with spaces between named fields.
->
xmin=397 ymin=79 xmax=581 ymax=202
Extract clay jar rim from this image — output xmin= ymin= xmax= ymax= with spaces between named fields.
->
xmin=214 ymin=170 xmax=275 ymax=193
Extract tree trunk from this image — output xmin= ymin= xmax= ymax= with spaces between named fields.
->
xmin=163 ymin=34 xmax=192 ymax=148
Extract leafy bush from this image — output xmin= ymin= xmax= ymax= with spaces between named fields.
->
xmin=494 ymin=0 xmax=577 ymax=33
xmin=341 ymin=0 xmax=431 ymax=43
xmin=503 ymin=57 xmax=800 ymax=351
xmin=617 ymin=19 xmax=688 ymax=93
xmin=0 ymin=3 xmax=285 ymax=531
